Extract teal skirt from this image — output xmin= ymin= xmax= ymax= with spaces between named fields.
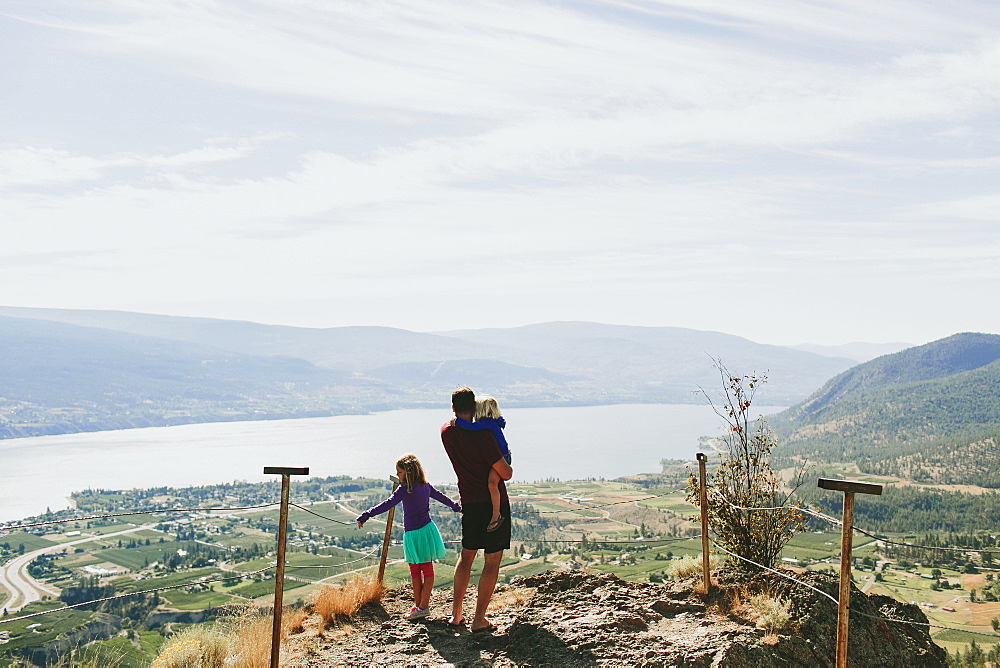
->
xmin=403 ymin=520 xmax=447 ymax=564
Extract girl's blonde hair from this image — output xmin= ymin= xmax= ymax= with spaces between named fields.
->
xmin=475 ymin=397 xmax=502 ymax=420
xmin=395 ymin=454 xmax=427 ymax=492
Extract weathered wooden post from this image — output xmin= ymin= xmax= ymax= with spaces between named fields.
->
xmin=818 ymin=477 xmax=882 ymax=668
xmin=696 ymin=453 xmax=712 ymax=593
xmin=377 ymin=475 xmax=400 ymax=584
xmin=264 ymin=466 xmax=309 ymax=668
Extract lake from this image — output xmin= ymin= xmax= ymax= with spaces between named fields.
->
xmin=0 ymin=403 xmax=784 ymax=523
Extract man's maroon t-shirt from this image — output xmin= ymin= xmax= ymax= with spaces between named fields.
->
xmin=441 ymin=420 xmax=509 ymax=506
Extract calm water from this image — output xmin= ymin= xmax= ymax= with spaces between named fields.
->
xmin=0 ymin=404 xmax=783 ymax=522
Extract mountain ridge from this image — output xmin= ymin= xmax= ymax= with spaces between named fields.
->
xmin=0 ymin=306 xmax=878 ymax=439
xmin=773 ymin=332 xmax=1000 ymax=485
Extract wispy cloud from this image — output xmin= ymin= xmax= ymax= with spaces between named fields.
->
xmin=1 ymin=1 xmax=999 ymax=343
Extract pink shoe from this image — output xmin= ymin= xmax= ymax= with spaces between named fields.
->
xmin=406 ymin=606 xmax=428 ymax=620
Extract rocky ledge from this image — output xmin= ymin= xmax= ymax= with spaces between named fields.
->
xmin=285 ymin=567 xmax=947 ymax=666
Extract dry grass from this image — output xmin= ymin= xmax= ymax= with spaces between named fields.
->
xmin=491 ymin=587 xmax=534 ymax=611
xmin=150 ymin=605 xmax=287 ymax=668
xmin=283 ymin=608 xmax=309 ymax=636
xmin=724 ymin=584 xmax=746 ymax=613
xmin=151 ymin=626 xmax=232 ymax=668
xmin=749 ymin=593 xmax=792 ymax=634
xmin=312 ymin=575 xmax=387 ymax=628
xmin=231 ymin=613 xmax=274 ymax=668
xmin=667 ymin=554 xmax=722 ymax=579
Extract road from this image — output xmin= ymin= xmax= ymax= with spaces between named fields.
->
xmin=0 ymin=523 xmax=158 ymax=614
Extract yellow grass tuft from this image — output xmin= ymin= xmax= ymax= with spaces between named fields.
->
xmin=491 ymin=587 xmax=534 ymax=610
xmin=749 ymin=593 xmax=792 ymax=634
xmin=151 ymin=627 xmax=232 ymax=668
xmin=231 ymin=613 xmax=274 ymax=668
xmin=150 ymin=605 xmax=289 ymax=668
xmin=283 ymin=608 xmax=309 ymax=636
xmin=667 ymin=554 xmax=722 ymax=579
xmin=312 ymin=575 xmax=387 ymax=628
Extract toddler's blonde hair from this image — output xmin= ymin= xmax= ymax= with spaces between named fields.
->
xmin=474 ymin=397 xmax=502 ymax=420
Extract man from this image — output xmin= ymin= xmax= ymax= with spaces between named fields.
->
xmin=441 ymin=385 xmax=513 ymax=632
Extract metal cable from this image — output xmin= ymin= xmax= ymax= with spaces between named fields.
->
xmin=710 ymin=541 xmax=839 ymax=605
xmin=706 ymin=488 xmax=1000 ymax=556
xmin=288 ymin=502 xmax=354 ymax=525
xmin=283 ymin=545 xmax=382 ymax=569
xmin=526 ymin=489 xmax=686 ymax=514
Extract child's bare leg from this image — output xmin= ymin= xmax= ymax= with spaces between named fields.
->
xmin=488 ymin=468 xmax=502 ymax=525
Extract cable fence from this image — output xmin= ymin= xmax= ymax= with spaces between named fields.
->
xmin=706 ymin=487 xmax=1000 ymax=558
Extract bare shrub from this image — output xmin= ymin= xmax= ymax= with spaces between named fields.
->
xmin=687 ymin=361 xmax=808 ymax=572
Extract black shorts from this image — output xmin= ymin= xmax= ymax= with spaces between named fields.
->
xmin=461 ymin=501 xmax=511 ymax=554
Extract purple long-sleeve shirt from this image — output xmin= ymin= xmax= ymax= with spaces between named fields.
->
xmin=355 ymin=482 xmax=461 ymax=532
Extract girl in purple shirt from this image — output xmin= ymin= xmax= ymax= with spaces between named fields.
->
xmin=356 ymin=453 xmax=461 ymax=620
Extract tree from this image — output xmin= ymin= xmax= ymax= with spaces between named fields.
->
xmin=687 ymin=362 xmax=808 ymax=572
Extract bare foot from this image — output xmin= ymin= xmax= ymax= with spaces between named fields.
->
xmin=471 ymin=618 xmax=497 ymax=632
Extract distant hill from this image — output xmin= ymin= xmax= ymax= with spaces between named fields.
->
xmin=0 ymin=306 xmax=488 ymax=370
xmin=0 ymin=307 xmax=860 ymax=439
xmin=787 ymin=341 xmax=912 ymax=363
xmin=437 ymin=321 xmax=852 ymax=404
xmin=772 ymin=333 xmax=1000 ymax=485
xmin=0 ymin=315 xmax=384 ymax=438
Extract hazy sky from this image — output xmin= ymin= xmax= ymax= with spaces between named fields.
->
xmin=2 ymin=1 xmax=999 ymax=346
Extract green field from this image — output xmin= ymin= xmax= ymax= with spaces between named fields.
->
xmin=113 ymin=567 xmax=223 ymax=594
xmin=96 ymin=544 xmax=180 ymax=571
xmin=0 ymin=601 xmax=94 ymax=654
xmin=1 ymin=532 xmax=57 ymax=552
xmin=636 ymin=494 xmax=696 ymax=515
xmin=226 ymin=577 xmax=308 ymax=599
xmin=780 ymin=531 xmax=874 ymax=563
xmin=71 ymin=636 xmax=153 ymax=667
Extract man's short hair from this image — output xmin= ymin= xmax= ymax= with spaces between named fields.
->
xmin=452 ymin=386 xmax=476 ymax=414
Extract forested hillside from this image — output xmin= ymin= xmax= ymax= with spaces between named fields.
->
xmin=773 ymin=333 xmax=1000 ymax=485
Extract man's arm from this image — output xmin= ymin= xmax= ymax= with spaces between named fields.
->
xmin=492 ymin=457 xmax=513 ymax=481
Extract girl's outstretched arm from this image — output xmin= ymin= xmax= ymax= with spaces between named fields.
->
xmin=354 ymin=485 xmax=406 ymax=525
xmin=428 ymin=484 xmax=462 ymax=513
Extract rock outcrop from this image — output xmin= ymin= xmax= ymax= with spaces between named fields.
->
xmin=286 ymin=568 xmax=947 ymax=666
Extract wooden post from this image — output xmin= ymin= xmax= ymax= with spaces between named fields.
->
xmin=377 ymin=475 xmax=400 ymax=584
xmin=264 ymin=466 xmax=309 ymax=668
xmin=818 ymin=477 xmax=882 ymax=668
xmin=696 ymin=453 xmax=711 ymax=594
